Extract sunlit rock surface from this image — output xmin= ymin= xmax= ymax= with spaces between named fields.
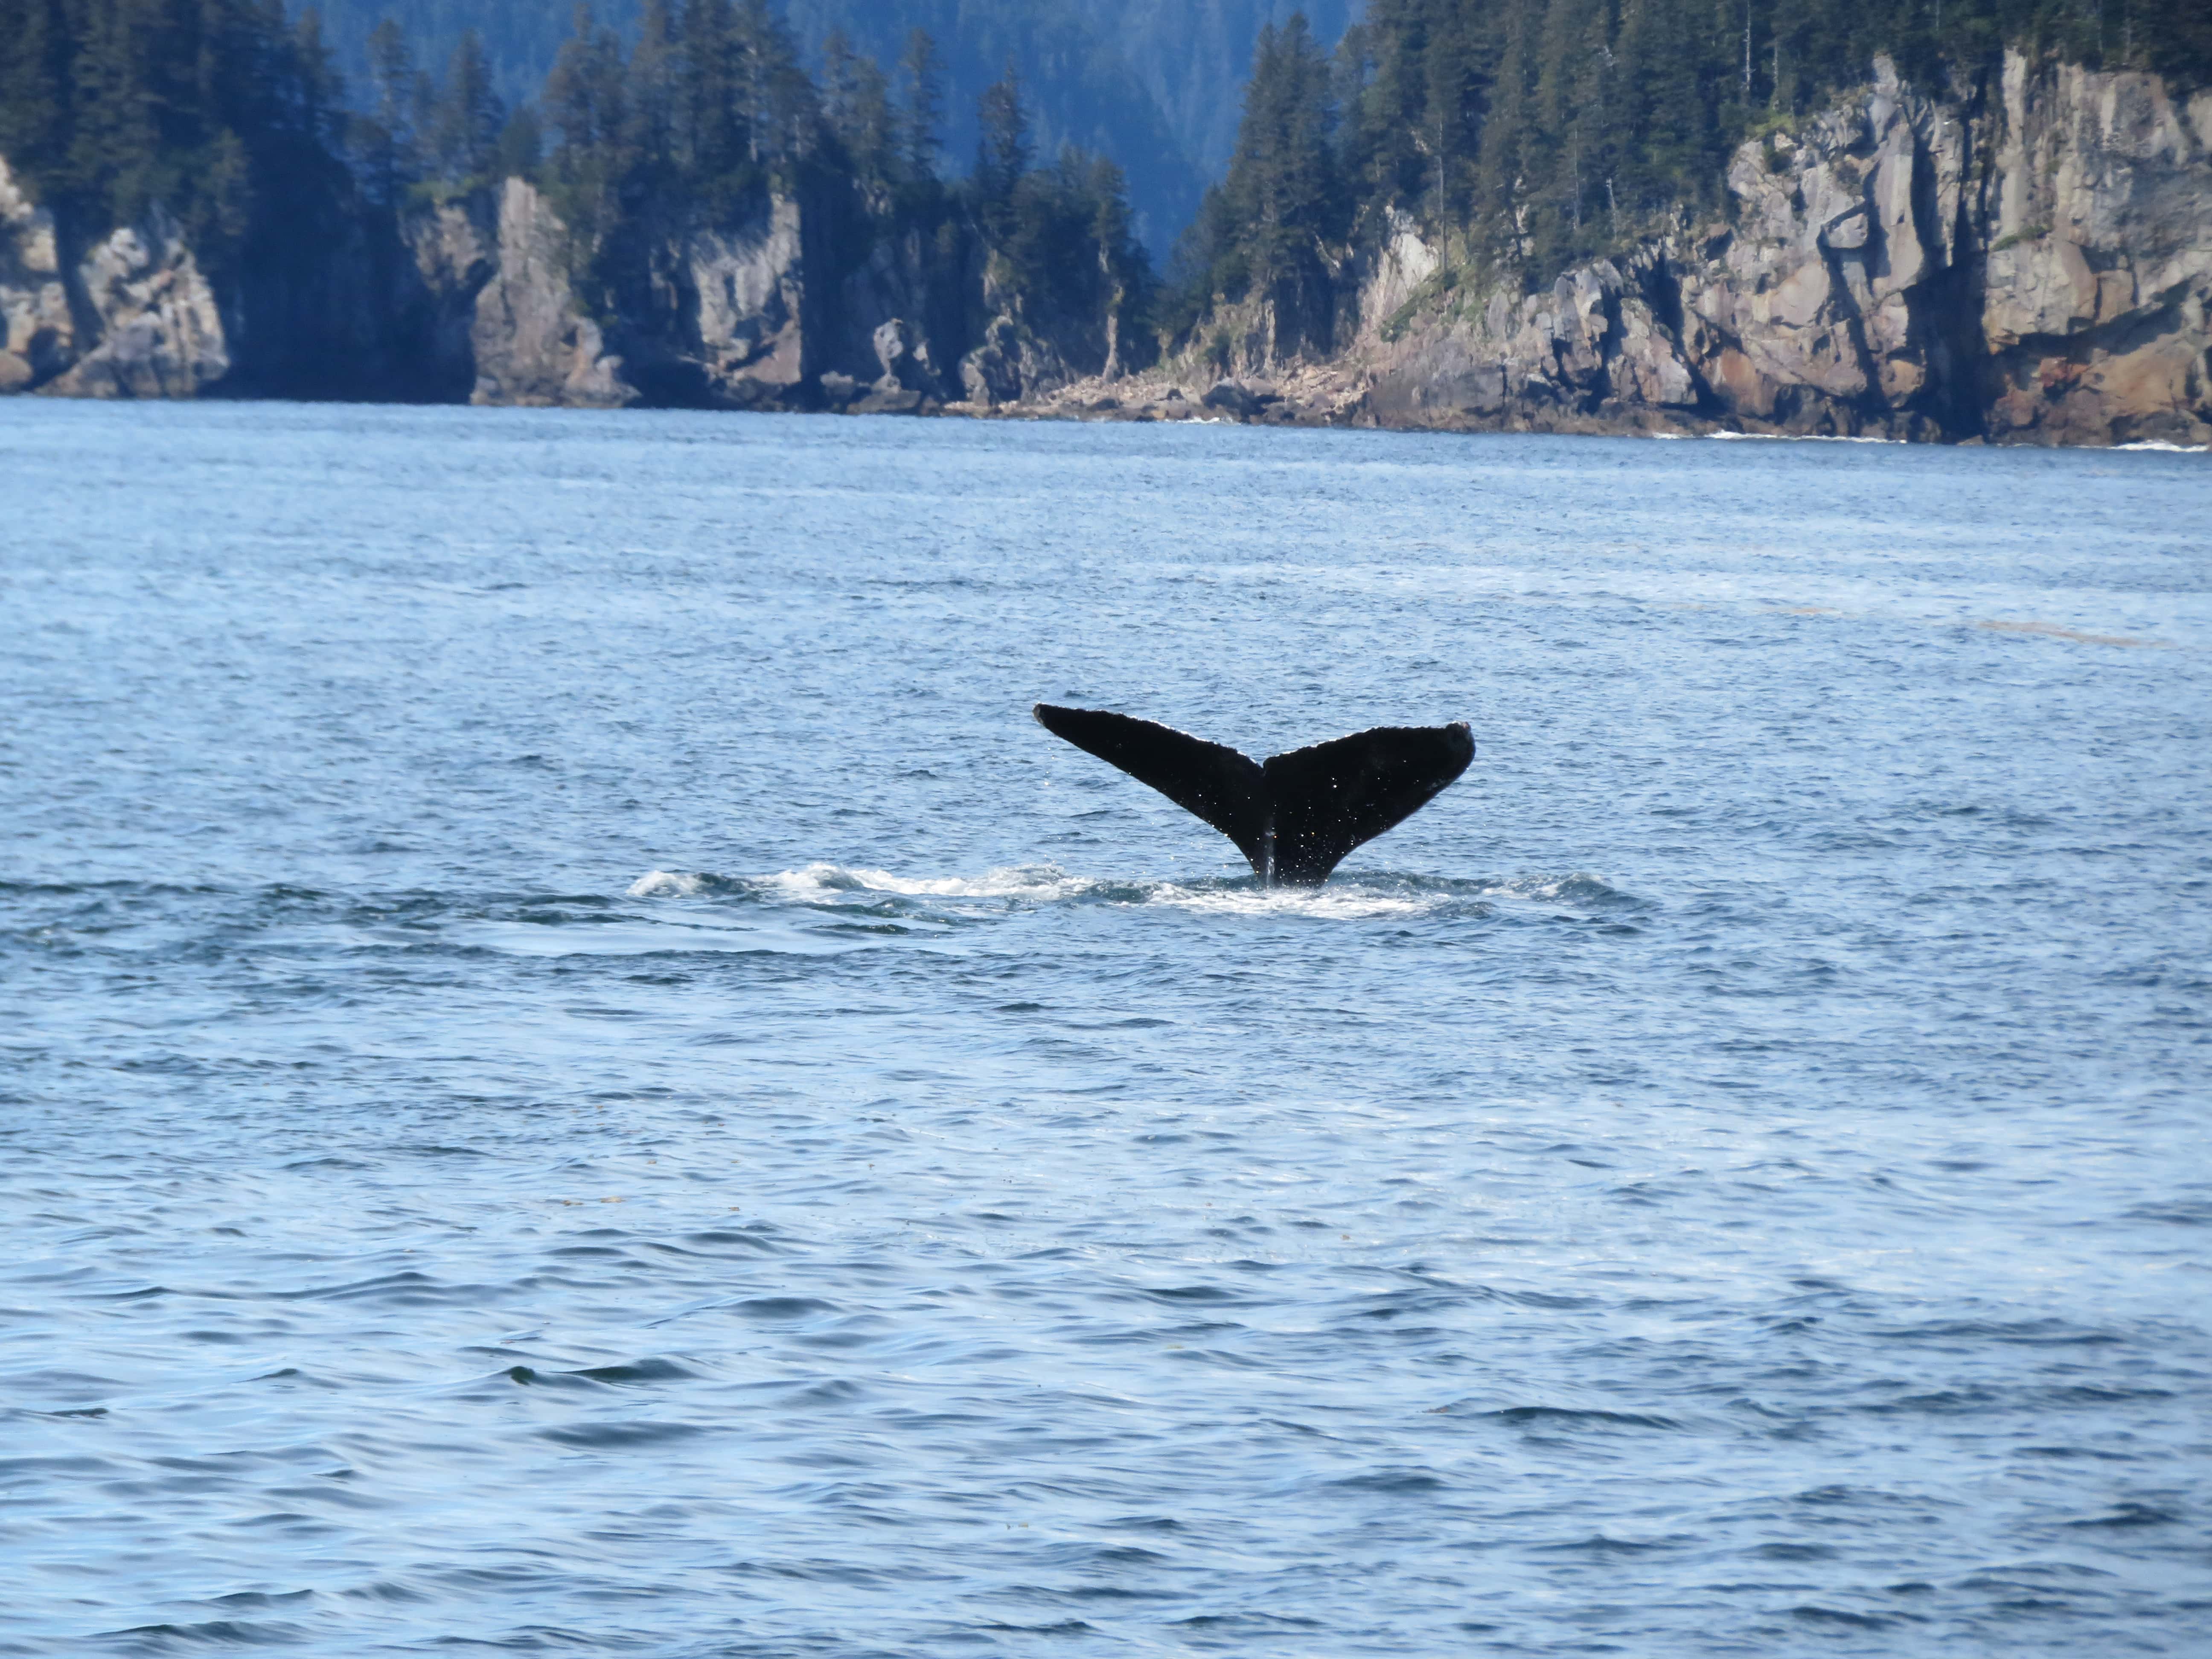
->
xmin=0 ymin=157 xmax=228 ymax=399
xmin=1348 ymin=50 xmax=2211 ymax=444
xmin=3 ymin=48 xmax=2205 ymax=443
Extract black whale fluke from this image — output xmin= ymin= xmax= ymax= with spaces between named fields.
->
xmin=1033 ymin=704 xmax=1475 ymax=886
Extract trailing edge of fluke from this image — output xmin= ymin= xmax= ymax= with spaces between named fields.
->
xmin=1033 ymin=704 xmax=1475 ymax=886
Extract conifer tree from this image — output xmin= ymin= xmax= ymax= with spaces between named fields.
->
xmin=898 ymin=27 xmax=945 ymax=180
xmin=973 ymin=64 xmax=1030 ymax=244
xmin=358 ymin=16 xmax=420 ymax=203
xmin=1220 ymin=16 xmax=1340 ymax=293
xmin=430 ymin=30 xmax=502 ymax=185
xmin=821 ymin=26 xmax=893 ymax=186
xmin=678 ymin=0 xmax=746 ymax=190
xmin=732 ymin=0 xmax=814 ymax=175
xmin=625 ymin=0 xmax=677 ymax=178
xmin=0 ymin=0 xmax=66 ymax=180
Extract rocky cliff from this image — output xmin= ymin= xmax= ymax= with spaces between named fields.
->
xmin=0 ymin=157 xmax=1107 ymax=413
xmin=2 ymin=157 xmax=230 ymax=398
xmin=1166 ymin=49 xmax=2212 ymax=446
xmin=6 ymin=47 xmax=2205 ymax=443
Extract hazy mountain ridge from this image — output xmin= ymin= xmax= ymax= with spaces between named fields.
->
xmin=298 ymin=0 xmax=1353 ymax=250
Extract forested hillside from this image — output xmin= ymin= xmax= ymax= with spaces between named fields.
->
xmin=0 ymin=0 xmax=1149 ymax=400
xmin=289 ymin=0 xmax=1353 ymax=250
xmin=0 ymin=0 xmax=351 ymax=287
xmin=0 ymin=0 xmax=1147 ymax=322
xmin=1172 ymin=0 xmax=2212 ymax=337
xmin=4 ymin=0 xmax=2206 ymax=436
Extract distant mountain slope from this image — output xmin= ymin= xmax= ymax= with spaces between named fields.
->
xmin=780 ymin=0 xmax=1199 ymax=250
xmin=300 ymin=0 xmax=1353 ymax=249
xmin=1102 ymin=0 xmax=1352 ymax=180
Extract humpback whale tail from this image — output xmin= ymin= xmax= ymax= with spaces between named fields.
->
xmin=1033 ymin=704 xmax=1475 ymax=886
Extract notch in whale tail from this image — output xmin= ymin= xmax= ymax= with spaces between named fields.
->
xmin=1033 ymin=704 xmax=1475 ymax=886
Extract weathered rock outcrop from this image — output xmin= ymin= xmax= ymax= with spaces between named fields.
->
xmin=460 ymin=180 xmax=633 ymax=408
xmin=1663 ymin=55 xmax=1980 ymax=436
xmin=0 ymin=154 xmax=1111 ymax=414
xmin=394 ymin=196 xmax=498 ymax=399
xmin=52 ymin=212 xmax=231 ymax=398
xmin=1977 ymin=53 xmax=2212 ymax=443
xmin=2 ymin=156 xmax=228 ymax=398
xmin=8 ymin=47 xmax=2198 ymax=444
xmin=398 ymin=181 xmax=1019 ymax=413
xmin=1362 ymin=247 xmax=1704 ymax=431
xmin=958 ymin=314 xmax=1076 ymax=406
xmin=1260 ymin=50 xmax=2212 ymax=445
xmin=1 ymin=158 xmax=74 ymax=393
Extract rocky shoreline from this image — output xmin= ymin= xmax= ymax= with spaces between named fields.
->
xmin=1009 ymin=50 xmax=2211 ymax=450
xmin=7 ymin=50 xmax=2210 ymax=448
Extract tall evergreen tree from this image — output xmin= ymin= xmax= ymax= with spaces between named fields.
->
xmin=625 ymin=0 xmax=676 ymax=178
xmin=973 ymin=63 xmax=1030 ymax=243
xmin=358 ymin=15 xmax=420 ymax=203
xmin=429 ymin=30 xmax=502 ymax=184
xmin=822 ymin=26 xmax=894 ymax=187
xmin=1220 ymin=15 xmax=1341 ymax=294
xmin=898 ymin=26 xmax=944 ymax=180
xmin=0 ymin=0 xmax=67 ymax=182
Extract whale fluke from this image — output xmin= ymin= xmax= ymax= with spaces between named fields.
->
xmin=1033 ymin=704 xmax=1475 ymax=886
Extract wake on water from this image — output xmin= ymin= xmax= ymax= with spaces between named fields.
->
xmin=626 ymin=862 xmax=1642 ymax=926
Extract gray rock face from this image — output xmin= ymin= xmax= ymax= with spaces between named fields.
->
xmin=465 ymin=179 xmax=634 ymax=408
xmin=54 ymin=214 xmax=230 ymax=398
xmin=1977 ymin=53 xmax=2212 ymax=443
xmin=958 ymin=314 xmax=1074 ymax=407
xmin=1665 ymin=53 xmax=1973 ymax=434
xmin=398 ymin=196 xmax=499 ymax=399
xmin=414 ymin=187 xmax=974 ymax=412
xmin=872 ymin=317 xmax=937 ymax=393
xmin=1366 ymin=250 xmax=1700 ymax=429
xmin=1356 ymin=50 xmax=2212 ymax=444
xmin=671 ymin=197 xmax=808 ymax=407
xmin=0 ymin=156 xmax=229 ymax=399
xmin=0 ymin=156 xmax=1001 ymax=412
xmin=0 ymin=158 xmax=74 ymax=392
xmin=1201 ymin=378 xmax=1278 ymax=418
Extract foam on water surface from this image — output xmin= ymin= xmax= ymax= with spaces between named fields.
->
xmin=629 ymin=862 xmax=1636 ymax=926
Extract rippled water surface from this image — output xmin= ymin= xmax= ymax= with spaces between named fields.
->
xmin=4 ymin=402 xmax=2210 ymax=1656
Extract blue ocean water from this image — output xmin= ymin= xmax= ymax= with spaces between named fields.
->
xmin=2 ymin=401 xmax=2208 ymax=1656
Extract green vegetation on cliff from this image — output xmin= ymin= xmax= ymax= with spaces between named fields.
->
xmin=1171 ymin=0 xmax=2212 ymax=336
xmin=0 ymin=0 xmax=1147 ymax=367
xmin=0 ymin=0 xmax=352 ymax=277
xmin=3 ymin=0 xmax=2201 ymax=397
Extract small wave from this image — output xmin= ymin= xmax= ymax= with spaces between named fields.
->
xmin=2113 ymin=439 xmax=2208 ymax=453
xmin=626 ymin=862 xmax=1639 ymax=928
xmin=108 ymin=1618 xmax=315 ymax=1647
xmin=537 ymin=1419 xmax=705 ymax=1448
xmin=1480 ymin=872 xmax=1640 ymax=908
xmin=1147 ymin=881 xmax=1451 ymax=920
xmin=627 ymin=870 xmax=706 ymax=898
xmin=1484 ymin=1405 xmax=1680 ymax=1431
xmin=760 ymin=861 xmax=1092 ymax=905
